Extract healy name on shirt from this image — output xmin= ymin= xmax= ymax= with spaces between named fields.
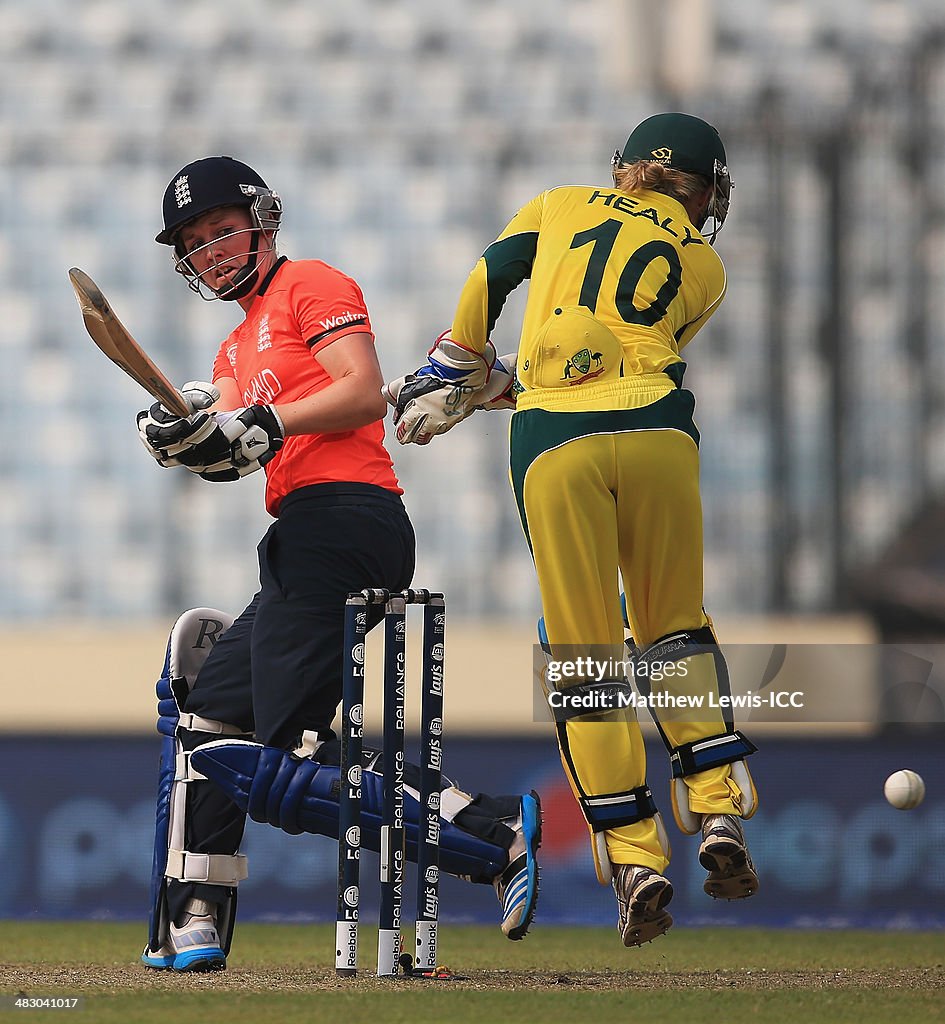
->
xmin=450 ymin=186 xmax=726 ymax=413
xmin=211 ymin=257 xmax=401 ymax=515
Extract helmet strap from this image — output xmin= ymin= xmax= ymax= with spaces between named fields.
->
xmin=173 ymin=226 xmax=278 ymax=301
xmin=216 ymin=230 xmax=261 ymax=301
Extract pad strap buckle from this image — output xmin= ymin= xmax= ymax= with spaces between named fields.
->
xmin=669 ymin=731 xmax=757 ymax=778
xmin=175 ymin=750 xmax=207 ymax=782
xmin=165 ymin=850 xmax=248 ymax=885
xmin=580 ymin=784 xmax=658 ymax=832
xmin=177 ymin=713 xmax=246 ymax=735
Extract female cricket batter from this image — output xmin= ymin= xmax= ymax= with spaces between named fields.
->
xmin=387 ymin=114 xmax=759 ymax=947
xmin=135 ymin=156 xmax=540 ymax=971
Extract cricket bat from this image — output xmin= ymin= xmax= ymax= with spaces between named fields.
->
xmin=68 ymin=267 xmax=190 ymax=417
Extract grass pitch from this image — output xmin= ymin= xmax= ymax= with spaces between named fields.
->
xmin=1 ymin=922 xmax=942 ymax=1023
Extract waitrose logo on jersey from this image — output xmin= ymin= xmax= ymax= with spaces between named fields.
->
xmin=320 ymin=311 xmax=364 ymax=332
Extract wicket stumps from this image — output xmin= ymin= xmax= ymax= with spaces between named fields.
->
xmin=335 ymin=588 xmax=445 ymax=978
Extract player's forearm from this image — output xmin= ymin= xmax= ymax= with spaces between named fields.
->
xmin=452 ymin=233 xmax=538 ymax=353
xmin=450 ymin=259 xmax=491 ymax=354
xmin=273 ymin=374 xmax=387 ymax=436
xmin=208 ymin=376 xmax=242 ymax=412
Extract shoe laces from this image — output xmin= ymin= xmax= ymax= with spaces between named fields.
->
xmin=702 ymin=813 xmax=744 ymax=842
xmin=613 ymin=864 xmax=655 ymax=901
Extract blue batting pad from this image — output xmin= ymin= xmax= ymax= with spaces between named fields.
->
xmin=191 ymin=740 xmax=508 ymax=880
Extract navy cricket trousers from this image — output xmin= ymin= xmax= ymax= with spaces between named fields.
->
xmin=168 ymin=482 xmax=415 ymax=919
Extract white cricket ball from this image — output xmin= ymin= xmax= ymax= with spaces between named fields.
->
xmin=884 ymin=769 xmax=926 ymax=810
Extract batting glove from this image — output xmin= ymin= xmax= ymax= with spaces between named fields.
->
xmin=183 ymin=453 xmax=270 ymax=483
xmin=137 ymin=381 xmax=220 ymax=465
xmin=176 ymin=405 xmax=286 ymax=482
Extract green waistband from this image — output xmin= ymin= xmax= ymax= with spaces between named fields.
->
xmin=508 ymin=390 xmax=700 ymax=550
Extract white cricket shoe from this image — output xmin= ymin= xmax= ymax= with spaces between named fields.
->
xmin=140 ymin=942 xmax=174 ymax=970
xmin=699 ymin=813 xmax=759 ymax=900
xmin=612 ymin=864 xmax=673 ymax=947
xmin=493 ymin=791 xmax=542 ymax=940
xmin=167 ymin=898 xmax=226 ymax=972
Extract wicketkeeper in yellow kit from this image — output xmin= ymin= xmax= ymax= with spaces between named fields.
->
xmin=385 ymin=113 xmax=759 ymax=947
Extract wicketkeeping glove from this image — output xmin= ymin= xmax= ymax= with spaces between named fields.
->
xmin=383 ymin=347 xmax=516 ymax=445
xmin=416 ymin=331 xmax=496 ymax=388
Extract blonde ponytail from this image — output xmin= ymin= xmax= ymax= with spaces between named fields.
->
xmin=614 ymin=161 xmax=710 ymax=206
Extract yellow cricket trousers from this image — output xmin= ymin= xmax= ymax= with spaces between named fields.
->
xmin=510 ymin=393 xmax=742 ymax=872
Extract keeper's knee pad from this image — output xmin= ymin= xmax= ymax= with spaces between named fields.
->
xmin=632 ymin=624 xmax=759 ymax=835
xmin=189 ymin=740 xmax=511 ymax=882
xmin=564 ymin=762 xmax=670 ymax=887
xmin=538 ymin=617 xmax=669 ymax=884
xmin=667 ymin=733 xmax=758 ymax=833
xmin=145 ymin=608 xmax=251 ymax=961
xmin=557 ymin=720 xmax=671 ymax=886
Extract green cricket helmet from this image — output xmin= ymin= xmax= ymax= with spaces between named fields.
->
xmin=614 ymin=112 xmax=733 ymax=241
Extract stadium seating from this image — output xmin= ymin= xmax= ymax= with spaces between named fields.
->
xmin=1 ymin=0 xmax=943 ymax=618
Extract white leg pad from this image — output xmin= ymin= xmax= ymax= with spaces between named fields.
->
xmin=654 ymin=811 xmax=672 ymax=861
xmin=589 ymin=812 xmax=671 ymax=885
xmin=592 ymin=832 xmax=612 ymax=885
xmin=672 ymin=777 xmax=704 ymax=835
xmin=730 ymin=760 xmax=758 ymax=818
xmin=671 ymin=759 xmax=759 ymax=834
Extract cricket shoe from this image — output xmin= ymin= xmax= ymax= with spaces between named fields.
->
xmin=493 ymin=790 xmax=542 ymax=940
xmin=699 ymin=813 xmax=759 ymax=900
xmin=612 ymin=865 xmax=673 ymax=947
xmin=140 ymin=942 xmax=175 ymax=970
xmin=165 ymin=898 xmax=226 ymax=972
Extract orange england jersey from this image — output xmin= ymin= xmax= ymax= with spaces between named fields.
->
xmin=211 ymin=257 xmax=402 ymax=516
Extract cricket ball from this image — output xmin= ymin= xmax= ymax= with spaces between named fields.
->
xmin=883 ymin=769 xmax=926 ymax=810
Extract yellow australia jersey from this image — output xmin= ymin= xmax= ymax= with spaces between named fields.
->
xmin=450 ymin=185 xmax=726 ymax=412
